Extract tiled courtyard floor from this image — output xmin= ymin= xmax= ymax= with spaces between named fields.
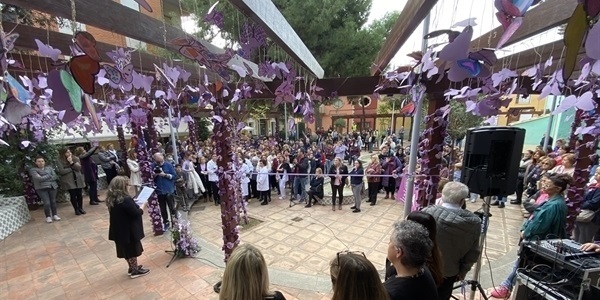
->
xmin=1 ymin=156 xmax=525 ymax=299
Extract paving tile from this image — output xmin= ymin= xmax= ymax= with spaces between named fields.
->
xmin=1 ymin=156 xmax=525 ymax=300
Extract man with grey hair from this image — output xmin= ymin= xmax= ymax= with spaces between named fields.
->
xmin=384 ymin=220 xmax=438 ymax=300
xmin=423 ymin=181 xmax=481 ymax=300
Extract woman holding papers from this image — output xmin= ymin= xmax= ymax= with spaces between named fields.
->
xmin=106 ymin=176 xmax=150 ymax=279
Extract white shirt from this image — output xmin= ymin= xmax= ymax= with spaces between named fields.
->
xmin=207 ymin=160 xmax=218 ymax=182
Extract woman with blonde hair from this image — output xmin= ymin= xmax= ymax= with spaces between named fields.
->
xmin=106 ymin=176 xmax=149 ymax=278
xmin=330 ymin=251 xmax=388 ymax=300
xmin=219 ymin=244 xmax=285 ymax=300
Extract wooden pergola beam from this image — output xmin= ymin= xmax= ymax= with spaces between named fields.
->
xmin=3 ymin=0 xmax=270 ymax=81
xmin=2 ymin=21 xmax=212 ymax=82
xmin=470 ymin=0 xmax=576 ymax=49
xmin=227 ymin=0 xmax=324 ymax=78
xmin=492 ymin=39 xmax=585 ymax=75
xmin=371 ymin=0 xmax=439 ymax=76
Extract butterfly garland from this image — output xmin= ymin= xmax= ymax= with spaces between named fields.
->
xmin=170 ymin=36 xmax=233 ymax=81
xmin=495 ymin=0 xmax=542 ymax=49
xmin=103 ymin=48 xmax=134 ymax=86
xmin=562 ymin=1 xmax=600 ymax=81
xmin=68 ymin=31 xmax=101 ymax=94
xmin=437 ymin=25 xmax=497 ymax=82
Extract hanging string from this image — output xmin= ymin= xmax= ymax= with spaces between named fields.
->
xmin=69 ymin=0 xmax=78 ymax=37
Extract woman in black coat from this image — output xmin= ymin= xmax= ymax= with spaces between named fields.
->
xmin=106 ymin=176 xmax=150 ymax=278
xmin=329 ymin=157 xmax=348 ymax=211
xmin=306 ymin=168 xmax=324 ymax=208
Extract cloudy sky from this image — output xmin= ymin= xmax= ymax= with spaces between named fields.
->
xmin=182 ymin=0 xmax=562 ymax=73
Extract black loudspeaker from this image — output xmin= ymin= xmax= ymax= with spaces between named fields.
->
xmin=460 ymin=127 xmax=525 ymax=197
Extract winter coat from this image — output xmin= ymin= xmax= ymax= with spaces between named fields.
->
xmin=366 ymin=162 xmax=382 ymax=183
xmin=29 ymin=166 xmax=59 ymax=190
xmin=127 ymin=158 xmax=142 ymax=187
xmin=422 ymin=205 xmax=481 ymax=278
xmin=581 ymin=188 xmax=600 ymax=225
xmin=57 ymin=157 xmax=86 ymax=190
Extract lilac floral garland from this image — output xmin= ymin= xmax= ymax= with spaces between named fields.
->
xmin=565 ymin=110 xmax=598 ymax=233
xmin=131 ymin=111 xmax=163 ymax=235
xmin=212 ymin=105 xmax=240 ymax=262
xmin=116 ymin=125 xmax=128 ymax=162
xmin=171 ymin=212 xmax=201 ymax=257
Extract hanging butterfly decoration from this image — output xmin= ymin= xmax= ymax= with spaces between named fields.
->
xmin=238 ymin=22 xmax=266 ymax=59
xmin=68 ymin=31 xmax=101 ymax=94
xmin=170 ymin=36 xmax=233 ymax=81
xmin=0 ymin=31 xmax=19 ymax=72
xmin=203 ymin=1 xmax=224 ymax=30
xmin=495 ymin=0 xmax=542 ymax=49
xmin=400 ymin=99 xmax=416 ymax=116
xmin=103 ymin=48 xmax=134 ymax=87
xmin=438 ymin=26 xmax=497 ymax=82
xmin=563 ymin=1 xmax=600 ymax=81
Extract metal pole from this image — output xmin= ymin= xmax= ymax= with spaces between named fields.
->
xmin=391 ymin=100 xmax=396 ymax=134
xmin=543 ymin=95 xmax=558 ymax=150
xmin=403 ymin=13 xmax=430 ymax=217
xmin=284 ymin=103 xmax=289 ymax=141
xmin=167 ymin=106 xmax=179 ymax=164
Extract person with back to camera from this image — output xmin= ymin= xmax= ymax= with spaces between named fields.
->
xmin=74 ymin=145 xmax=101 ymax=205
xmin=384 ymin=220 xmax=438 ymax=300
xmin=106 ymin=176 xmax=150 ymax=278
xmin=219 ymin=244 xmax=286 ymax=300
xmin=385 ymin=211 xmax=445 ymax=289
xmin=422 ymin=182 xmax=481 ymax=300
xmin=491 ymin=173 xmax=572 ymax=298
xmin=329 ymin=251 xmax=389 ymax=300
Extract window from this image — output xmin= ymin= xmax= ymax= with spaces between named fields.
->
xmin=125 ymin=37 xmax=147 ymax=50
xmin=120 ymin=0 xmax=140 ymax=10
xmin=57 ymin=19 xmax=86 ymax=34
xmin=516 ymin=95 xmax=530 ymax=104
xmin=519 ymin=114 xmax=533 ymax=122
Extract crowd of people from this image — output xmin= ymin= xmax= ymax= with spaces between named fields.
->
xmin=25 ymin=128 xmax=600 ymax=299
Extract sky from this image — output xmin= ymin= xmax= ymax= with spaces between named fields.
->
xmin=182 ymin=0 xmax=562 ymax=72
xmin=368 ymin=0 xmax=562 ymax=68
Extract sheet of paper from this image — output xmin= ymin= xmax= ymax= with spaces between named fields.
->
xmin=135 ymin=186 xmax=155 ymax=205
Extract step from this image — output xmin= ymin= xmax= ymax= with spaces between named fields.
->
xmin=0 ymin=196 xmax=31 ymax=240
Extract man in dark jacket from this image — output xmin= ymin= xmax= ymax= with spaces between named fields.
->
xmin=422 ymin=182 xmax=481 ymax=300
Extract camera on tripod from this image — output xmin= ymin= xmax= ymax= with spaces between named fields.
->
xmin=154 ymin=166 xmax=163 ymax=174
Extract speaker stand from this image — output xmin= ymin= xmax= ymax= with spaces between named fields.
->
xmin=467 ymin=196 xmax=491 ymax=300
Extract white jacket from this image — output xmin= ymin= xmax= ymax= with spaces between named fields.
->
xmin=127 ymin=159 xmax=142 ymax=186
xmin=257 ymin=166 xmax=269 ymax=191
